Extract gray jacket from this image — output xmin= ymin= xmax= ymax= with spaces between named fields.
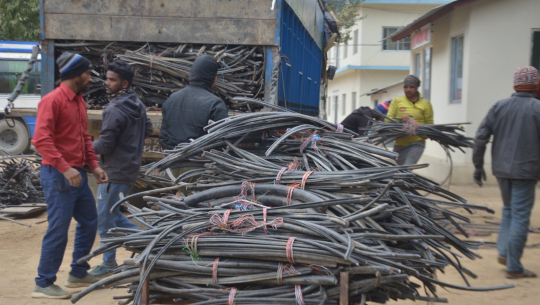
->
xmin=159 ymin=56 xmax=228 ymax=150
xmin=473 ymin=92 xmax=540 ymax=180
xmin=93 ymin=90 xmax=154 ymax=184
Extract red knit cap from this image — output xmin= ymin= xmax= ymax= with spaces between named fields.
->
xmin=514 ymin=66 xmax=539 ymax=91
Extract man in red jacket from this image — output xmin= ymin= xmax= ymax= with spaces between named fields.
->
xmin=31 ymin=52 xmax=108 ymax=299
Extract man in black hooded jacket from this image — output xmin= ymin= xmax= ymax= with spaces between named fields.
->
xmin=90 ymin=61 xmax=153 ymax=277
xmin=159 ymin=55 xmax=228 ymax=150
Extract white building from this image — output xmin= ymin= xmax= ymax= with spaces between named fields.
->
xmin=325 ymin=0 xmax=451 ymax=123
xmin=386 ymin=0 xmax=540 ymax=185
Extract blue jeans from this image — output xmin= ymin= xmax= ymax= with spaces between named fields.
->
xmin=36 ymin=166 xmax=97 ymax=288
xmin=96 ymin=183 xmax=139 ymax=266
xmin=496 ymin=178 xmax=536 ymax=273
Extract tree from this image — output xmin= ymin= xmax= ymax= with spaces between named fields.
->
xmin=326 ymin=0 xmax=365 ymax=43
xmin=0 ymin=0 xmax=40 ymax=41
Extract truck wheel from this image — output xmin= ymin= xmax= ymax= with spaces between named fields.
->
xmin=0 ymin=119 xmax=30 ymax=155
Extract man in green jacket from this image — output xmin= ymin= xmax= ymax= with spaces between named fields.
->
xmin=386 ymin=75 xmax=434 ymax=165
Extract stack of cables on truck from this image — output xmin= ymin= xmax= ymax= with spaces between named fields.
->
xmin=54 ymin=41 xmax=265 ymax=111
xmin=0 ymin=154 xmax=44 ymax=205
xmin=72 ymin=101 xmax=514 ymax=305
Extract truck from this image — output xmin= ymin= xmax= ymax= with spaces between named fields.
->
xmin=0 ymin=41 xmax=40 ymax=154
xmin=8 ymin=0 xmax=327 ymax=163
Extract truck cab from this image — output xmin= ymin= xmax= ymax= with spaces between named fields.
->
xmin=0 ymin=41 xmax=41 ymax=154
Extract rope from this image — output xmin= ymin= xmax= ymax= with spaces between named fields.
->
xmin=295 ymin=285 xmax=306 ymax=305
xmin=212 ymin=258 xmax=219 ymax=284
xmin=300 ymin=171 xmax=313 ymax=190
xmin=227 ymin=287 xmax=237 ymax=305
xmin=287 ymin=184 xmax=300 ymax=206
xmin=240 ymin=181 xmax=257 ymax=199
xmin=286 ymin=237 xmax=296 ymax=264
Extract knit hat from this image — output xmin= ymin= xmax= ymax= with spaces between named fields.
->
xmin=57 ymin=52 xmax=93 ymax=80
xmin=375 ymin=99 xmax=392 ymax=115
xmin=404 ymin=75 xmax=421 ymax=88
xmin=514 ymin=66 xmax=539 ymax=91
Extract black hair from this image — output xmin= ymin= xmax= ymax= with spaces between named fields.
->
xmin=107 ymin=60 xmax=134 ymax=87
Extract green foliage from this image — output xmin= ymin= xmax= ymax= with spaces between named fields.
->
xmin=0 ymin=0 xmax=40 ymax=41
xmin=326 ymin=0 xmax=365 ymax=43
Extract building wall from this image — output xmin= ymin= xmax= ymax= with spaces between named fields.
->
xmin=410 ymin=0 xmax=540 ymax=185
xmin=325 ymin=1 xmax=448 ymax=123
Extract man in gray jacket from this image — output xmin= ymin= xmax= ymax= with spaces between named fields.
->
xmin=159 ymin=55 xmax=228 ymax=150
xmin=90 ymin=61 xmax=153 ymax=276
xmin=473 ymin=66 xmax=540 ymax=279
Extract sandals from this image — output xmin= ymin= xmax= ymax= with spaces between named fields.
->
xmin=506 ymin=269 xmax=537 ymax=279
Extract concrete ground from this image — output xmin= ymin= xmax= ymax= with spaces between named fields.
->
xmin=0 ymin=184 xmax=538 ymax=305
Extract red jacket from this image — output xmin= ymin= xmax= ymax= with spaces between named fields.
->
xmin=32 ymin=83 xmax=99 ymax=173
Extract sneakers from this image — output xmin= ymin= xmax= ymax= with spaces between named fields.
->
xmin=65 ymin=274 xmax=101 ymax=288
xmin=31 ymin=284 xmax=72 ymax=299
xmin=89 ymin=263 xmax=117 ymax=277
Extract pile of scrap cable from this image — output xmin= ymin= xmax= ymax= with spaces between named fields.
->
xmin=365 ymin=117 xmax=474 ymax=152
xmin=55 ymin=41 xmax=265 ymax=111
xmin=0 ymin=154 xmax=44 ymax=206
xmin=72 ymin=112 xmax=513 ymax=305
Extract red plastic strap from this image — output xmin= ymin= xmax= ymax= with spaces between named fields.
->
xmin=295 ymin=285 xmax=306 ymax=305
xmin=227 ymin=287 xmax=237 ymax=305
xmin=263 ymin=207 xmax=268 ymax=235
xmin=275 ymin=167 xmax=287 ymax=185
xmin=286 ymin=237 xmax=296 ymax=264
xmin=287 ymin=184 xmax=299 ymax=206
xmin=300 ymin=171 xmax=313 ymax=190
xmin=212 ymin=258 xmax=219 ymax=284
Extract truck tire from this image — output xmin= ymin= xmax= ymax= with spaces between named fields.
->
xmin=0 ymin=119 xmax=31 ymax=155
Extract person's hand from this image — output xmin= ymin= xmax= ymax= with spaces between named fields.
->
xmin=63 ymin=167 xmax=82 ymax=187
xmin=473 ymin=167 xmax=487 ymax=186
xmin=93 ymin=167 xmax=108 ymax=184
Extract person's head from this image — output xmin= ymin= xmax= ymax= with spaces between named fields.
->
xmin=189 ymin=55 xmax=220 ymax=89
xmin=57 ymin=52 xmax=93 ymax=93
xmin=403 ymin=75 xmax=421 ymax=99
xmin=513 ymin=66 xmax=539 ymax=93
xmin=105 ymin=60 xmax=134 ymax=95
xmin=373 ymin=99 xmax=391 ymax=119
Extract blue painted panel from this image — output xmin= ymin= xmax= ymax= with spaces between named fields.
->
xmin=278 ymin=0 xmax=322 ymax=116
xmin=23 ymin=117 xmax=37 ymax=137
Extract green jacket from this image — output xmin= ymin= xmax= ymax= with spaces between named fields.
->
xmin=386 ymin=93 xmax=434 ymax=146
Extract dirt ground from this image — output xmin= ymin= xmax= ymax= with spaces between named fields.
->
xmin=0 ymin=185 xmax=539 ymax=305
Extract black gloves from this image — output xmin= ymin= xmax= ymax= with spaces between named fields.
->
xmin=473 ymin=167 xmax=487 ymax=186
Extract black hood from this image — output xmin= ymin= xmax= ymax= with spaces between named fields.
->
xmin=189 ymin=55 xmax=219 ymax=89
xmin=113 ymin=90 xmax=144 ymax=121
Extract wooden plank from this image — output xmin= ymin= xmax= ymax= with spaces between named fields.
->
xmin=43 ymin=15 xmax=276 ymax=45
xmin=339 ymin=271 xmax=349 ymax=305
xmin=140 ymin=265 xmax=150 ymax=305
xmin=44 ymin=0 xmax=276 ymax=20
xmin=0 ymin=206 xmax=46 ymax=215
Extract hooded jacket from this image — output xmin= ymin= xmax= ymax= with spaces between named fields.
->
xmin=341 ymin=107 xmax=373 ymax=136
xmin=159 ymin=55 xmax=228 ymax=150
xmin=93 ymin=90 xmax=153 ymax=184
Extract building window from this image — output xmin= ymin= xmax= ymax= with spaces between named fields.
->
xmin=423 ymin=47 xmax=432 ymax=100
xmin=335 ymin=44 xmax=340 ymax=69
xmin=343 ymin=43 xmax=348 ymax=59
xmin=531 ymin=30 xmax=540 ymax=71
xmin=414 ymin=53 xmax=421 ymax=78
xmin=382 ymin=27 xmax=410 ymax=51
xmin=342 ymin=94 xmax=347 ymax=115
xmin=353 ymin=30 xmax=359 ymax=54
xmin=450 ymin=35 xmax=464 ymax=104
xmin=352 ymin=92 xmax=357 ymax=110
xmin=333 ymin=95 xmax=339 ymax=123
